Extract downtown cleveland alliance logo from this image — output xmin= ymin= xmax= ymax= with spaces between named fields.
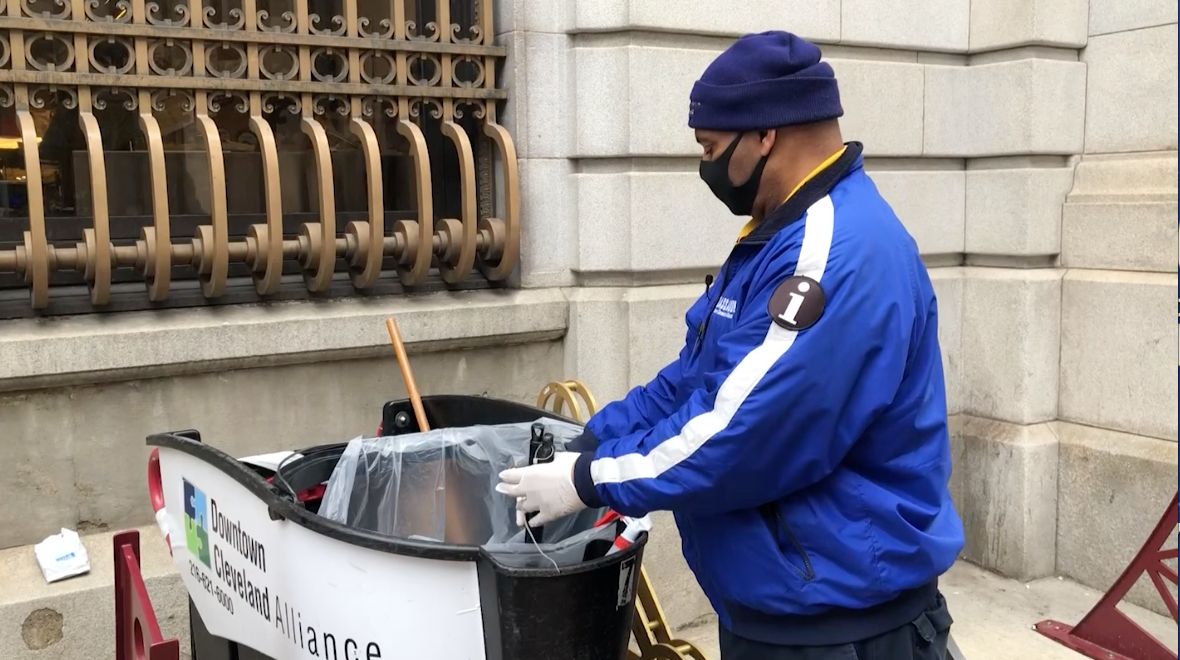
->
xmin=183 ymin=478 xmax=385 ymax=659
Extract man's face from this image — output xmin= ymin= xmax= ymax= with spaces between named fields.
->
xmin=694 ymin=129 xmax=766 ymax=186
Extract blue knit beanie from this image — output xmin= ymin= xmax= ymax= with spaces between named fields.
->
xmin=688 ymin=31 xmax=843 ymax=131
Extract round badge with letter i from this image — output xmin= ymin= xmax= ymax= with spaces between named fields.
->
xmin=768 ymin=276 xmax=825 ymax=331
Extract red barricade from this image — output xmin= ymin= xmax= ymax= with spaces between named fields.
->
xmin=1035 ymin=492 xmax=1178 ymax=660
xmin=114 ymin=530 xmax=182 ymax=660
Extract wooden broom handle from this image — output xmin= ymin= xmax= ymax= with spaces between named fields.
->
xmin=385 ymin=317 xmax=430 ymax=432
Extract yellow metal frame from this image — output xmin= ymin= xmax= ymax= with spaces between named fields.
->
xmin=537 ymin=380 xmax=709 ymax=660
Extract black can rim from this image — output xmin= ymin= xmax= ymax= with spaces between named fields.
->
xmin=146 ymin=395 xmax=649 ymax=569
xmin=148 ymin=430 xmax=483 ymax=561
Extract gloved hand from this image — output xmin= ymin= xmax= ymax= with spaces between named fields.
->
xmin=496 ymin=451 xmax=587 ymax=528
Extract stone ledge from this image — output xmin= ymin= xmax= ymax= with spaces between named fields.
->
xmin=960 ymin=268 xmax=1063 ymax=425
xmin=0 ymin=290 xmax=570 ymax=392
xmin=0 ymin=341 xmax=565 ymax=551
xmin=965 ymin=165 xmax=1075 ymax=257
xmin=1059 ymin=270 xmax=1178 ymax=441
xmin=493 ymin=0 xmax=574 ymax=35
xmin=841 ymin=0 xmax=969 ymax=53
xmin=574 ymin=168 xmax=734 ymax=274
xmin=929 ymin=269 xmax=964 ymax=416
xmin=1083 ymin=26 xmax=1179 ymax=154
xmin=877 ymin=166 xmax=969 ymax=255
xmin=950 ymin=415 xmax=1059 ymax=581
xmin=1062 ymin=201 xmax=1178 ymax=273
xmin=969 ymin=0 xmax=1088 ymax=52
xmin=565 ymin=284 xmax=700 ymax=403
xmin=925 ymin=58 xmax=1086 ymax=157
xmin=1088 ymin=0 xmax=1178 ymax=38
xmin=570 ymin=0 xmax=840 ymax=42
xmin=519 ymin=158 xmax=578 ymax=288
xmin=1055 ymin=421 xmax=1179 ymax=615
xmin=0 ymin=526 xmax=188 ymax=660
xmin=572 ymin=41 xmax=1088 ymax=158
xmin=1067 ymin=151 xmax=1179 ymax=204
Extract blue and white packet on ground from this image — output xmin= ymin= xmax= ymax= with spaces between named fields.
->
xmin=34 ymin=528 xmax=91 ymax=583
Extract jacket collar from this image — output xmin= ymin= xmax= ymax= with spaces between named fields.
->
xmin=740 ymin=141 xmax=864 ymax=246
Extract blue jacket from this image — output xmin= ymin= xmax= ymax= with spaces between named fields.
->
xmin=571 ymin=143 xmax=964 ymax=645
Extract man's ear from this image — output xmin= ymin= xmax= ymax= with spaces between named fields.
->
xmin=758 ymin=129 xmax=776 ymax=156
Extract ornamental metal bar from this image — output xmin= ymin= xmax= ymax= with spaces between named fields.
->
xmin=0 ymin=0 xmax=518 ymax=311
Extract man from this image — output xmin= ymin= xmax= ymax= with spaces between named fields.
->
xmin=498 ymin=30 xmax=965 ymax=660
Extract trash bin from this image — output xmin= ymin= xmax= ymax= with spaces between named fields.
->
xmin=147 ymin=395 xmax=645 ymax=660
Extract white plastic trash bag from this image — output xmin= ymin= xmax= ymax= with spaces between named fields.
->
xmin=318 ymin=419 xmax=613 ymax=567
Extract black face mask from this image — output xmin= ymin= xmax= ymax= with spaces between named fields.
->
xmin=699 ymin=133 xmax=768 ymax=216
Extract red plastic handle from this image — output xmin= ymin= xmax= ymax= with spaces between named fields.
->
xmin=147 ymin=448 xmax=165 ymax=514
xmin=146 ymin=448 xmax=174 ymax=555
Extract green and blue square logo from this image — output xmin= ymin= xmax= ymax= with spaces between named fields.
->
xmin=183 ymin=479 xmax=211 ymax=567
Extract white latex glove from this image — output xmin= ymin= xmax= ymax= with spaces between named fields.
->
xmin=496 ymin=451 xmax=586 ymax=528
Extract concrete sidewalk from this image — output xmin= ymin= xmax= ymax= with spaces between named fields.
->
xmin=678 ymin=561 xmax=1179 ymax=659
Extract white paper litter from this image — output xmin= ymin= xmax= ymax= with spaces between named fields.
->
xmin=34 ymin=528 xmax=90 ymax=583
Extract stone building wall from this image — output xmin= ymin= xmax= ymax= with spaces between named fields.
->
xmin=0 ymin=2 xmax=1175 ymax=655
xmin=496 ymin=0 xmax=1177 ymax=620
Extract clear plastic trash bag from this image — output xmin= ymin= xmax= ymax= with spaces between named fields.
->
xmin=318 ymin=419 xmax=613 ymax=566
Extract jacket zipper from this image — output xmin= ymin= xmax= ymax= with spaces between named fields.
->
xmin=760 ymin=503 xmax=815 ymax=582
xmin=778 ymin=515 xmax=816 ymax=582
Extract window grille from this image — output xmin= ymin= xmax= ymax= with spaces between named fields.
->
xmin=0 ymin=0 xmax=518 ymax=318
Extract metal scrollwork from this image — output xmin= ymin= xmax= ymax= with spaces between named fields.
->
xmin=452 ymin=56 xmax=485 ymax=88
xmin=21 ymin=0 xmax=70 ymax=19
xmin=453 ymin=100 xmax=486 ymax=120
xmin=88 ymin=37 xmax=135 ymax=75
xmin=203 ymin=0 xmax=245 ymax=30
xmin=30 ymin=85 xmax=78 ymax=110
xmin=312 ymin=94 xmax=349 ymax=117
xmin=309 ymin=12 xmax=346 ymax=36
xmin=208 ymin=91 xmax=248 ymax=114
xmin=257 ymin=7 xmax=296 ymax=33
xmin=258 ymin=45 xmax=298 ymax=81
xmin=408 ymin=98 xmax=442 ymax=120
xmin=261 ymin=92 xmax=300 ymax=115
xmin=407 ymin=53 xmax=441 ymax=86
xmin=26 ymin=33 xmax=75 ymax=72
xmin=150 ymin=88 xmax=195 ymax=114
xmin=310 ymin=47 xmax=348 ymax=83
xmin=359 ymin=51 xmax=396 ymax=85
xmin=206 ymin=42 xmax=248 ymax=78
xmin=147 ymin=39 xmax=194 ymax=76
xmin=93 ymin=87 xmax=138 ymax=111
xmin=451 ymin=23 xmax=483 ymax=44
xmin=358 ymin=16 xmax=394 ymax=39
xmin=145 ymin=1 xmax=189 ymax=26
xmin=406 ymin=20 xmax=440 ymax=42
xmin=0 ymin=0 xmax=515 ymax=308
xmin=85 ymin=0 xmax=131 ymax=22
xmin=361 ymin=95 xmax=397 ymax=119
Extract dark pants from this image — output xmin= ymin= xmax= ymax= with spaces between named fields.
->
xmin=720 ymin=593 xmax=953 ymax=660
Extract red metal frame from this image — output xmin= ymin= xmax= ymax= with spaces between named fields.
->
xmin=114 ymin=530 xmax=182 ymax=660
xmin=1035 ymin=492 xmax=1178 ymax=660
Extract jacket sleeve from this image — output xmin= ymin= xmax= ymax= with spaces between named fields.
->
xmin=572 ymin=252 xmax=916 ymax=517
